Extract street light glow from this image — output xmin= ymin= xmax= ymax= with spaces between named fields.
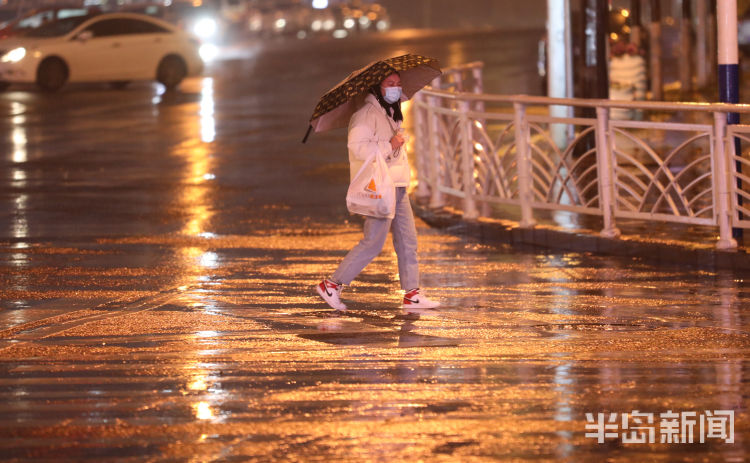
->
xmin=193 ymin=17 xmax=217 ymax=39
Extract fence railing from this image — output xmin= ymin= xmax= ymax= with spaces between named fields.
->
xmin=412 ymin=62 xmax=750 ymax=250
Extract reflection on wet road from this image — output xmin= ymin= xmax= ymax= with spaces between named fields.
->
xmin=0 ymin=31 xmax=748 ymax=461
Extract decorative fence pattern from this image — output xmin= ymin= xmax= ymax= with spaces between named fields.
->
xmin=412 ymin=63 xmax=750 ymax=249
xmin=729 ymin=125 xmax=750 ymax=230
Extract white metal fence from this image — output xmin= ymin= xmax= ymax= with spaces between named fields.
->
xmin=412 ymin=62 xmax=750 ymax=250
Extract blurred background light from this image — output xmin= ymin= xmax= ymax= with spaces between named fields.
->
xmin=193 ymin=17 xmax=217 ymax=39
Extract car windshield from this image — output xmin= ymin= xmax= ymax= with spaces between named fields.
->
xmin=16 ymin=8 xmax=90 ymax=30
xmin=22 ymin=14 xmax=93 ymax=37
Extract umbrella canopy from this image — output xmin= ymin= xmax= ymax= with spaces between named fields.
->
xmin=305 ymin=54 xmax=441 ymax=139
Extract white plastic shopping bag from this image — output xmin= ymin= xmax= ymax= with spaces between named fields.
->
xmin=346 ymin=153 xmax=396 ymax=219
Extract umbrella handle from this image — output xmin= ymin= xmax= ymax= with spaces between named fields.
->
xmin=301 ymin=125 xmax=313 ymax=144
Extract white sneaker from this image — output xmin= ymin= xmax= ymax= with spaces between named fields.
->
xmin=402 ymin=288 xmax=440 ymax=313
xmin=316 ymin=279 xmax=347 ymax=311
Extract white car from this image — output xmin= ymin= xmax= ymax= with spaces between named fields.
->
xmin=0 ymin=12 xmax=204 ymax=91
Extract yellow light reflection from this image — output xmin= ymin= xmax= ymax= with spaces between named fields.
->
xmin=180 ymin=246 xmax=205 ymax=268
xmin=9 ymin=192 xmax=29 ymax=271
xmin=200 ymin=77 xmax=215 ymax=143
xmin=179 ymin=141 xmax=214 ymax=236
xmin=188 ymin=377 xmax=208 ymax=391
xmin=187 ymin=143 xmax=211 ymax=184
xmin=170 ymin=75 xmax=220 ymax=317
xmin=193 ymin=401 xmax=215 ymax=420
xmin=184 ymin=207 xmax=211 ymax=237
xmin=10 ymin=101 xmax=25 ymax=117
xmin=12 ymin=168 xmax=26 ymax=186
xmin=13 ymin=194 xmax=29 ymax=240
xmin=11 ymin=100 xmax=29 ymax=252
xmin=12 ymin=126 xmax=27 ymax=163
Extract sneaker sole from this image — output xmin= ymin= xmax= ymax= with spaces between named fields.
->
xmin=402 ymin=307 xmax=442 ymax=316
xmin=401 ymin=303 xmax=441 ymax=311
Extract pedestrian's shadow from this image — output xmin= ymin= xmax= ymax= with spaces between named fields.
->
xmin=300 ymin=311 xmax=459 ymax=348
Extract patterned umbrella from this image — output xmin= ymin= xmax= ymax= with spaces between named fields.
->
xmin=303 ymin=54 xmax=441 ymax=142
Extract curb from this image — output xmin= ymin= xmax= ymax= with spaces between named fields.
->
xmin=412 ymin=200 xmax=750 ymax=271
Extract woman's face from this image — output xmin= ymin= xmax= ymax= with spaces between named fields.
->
xmin=380 ymin=73 xmax=401 ymax=96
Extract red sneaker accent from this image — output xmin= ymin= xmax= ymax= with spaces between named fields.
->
xmin=320 ymin=280 xmax=339 ymax=297
xmin=402 ymin=288 xmax=440 ymax=311
xmin=316 ymin=279 xmax=347 ymax=311
xmin=403 ymin=288 xmax=420 ymax=305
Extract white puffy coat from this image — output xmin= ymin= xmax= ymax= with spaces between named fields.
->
xmin=347 ymin=93 xmax=410 ymax=187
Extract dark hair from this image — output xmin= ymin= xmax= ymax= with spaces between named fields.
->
xmin=370 ymin=85 xmax=403 ymax=122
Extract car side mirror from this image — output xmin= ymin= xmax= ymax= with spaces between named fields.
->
xmin=76 ymin=30 xmax=93 ymax=41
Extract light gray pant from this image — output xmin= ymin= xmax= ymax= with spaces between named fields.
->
xmin=332 ymin=187 xmax=419 ymax=290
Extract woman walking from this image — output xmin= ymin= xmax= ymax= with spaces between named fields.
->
xmin=316 ymin=71 xmax=440 ymax=314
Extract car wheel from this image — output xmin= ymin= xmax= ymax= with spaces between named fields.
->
xmin=36 ymin=57 xmax=68 ymax=92
xmin=109 ymin=81 xmax=131 ymax=90
xmin=156 ymin=55 xmax=187 ymax=90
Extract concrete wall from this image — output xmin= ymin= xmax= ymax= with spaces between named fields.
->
xmin=378 ymin=0 xmax=546 ymax=31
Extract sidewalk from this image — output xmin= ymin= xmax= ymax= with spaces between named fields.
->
xmin=412 ymin=195 xmax=750 ymax=271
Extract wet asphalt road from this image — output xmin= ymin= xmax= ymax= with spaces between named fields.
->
xmin=0 ymin=30 xmax=749 ymax=461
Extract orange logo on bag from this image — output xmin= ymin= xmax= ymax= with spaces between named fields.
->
xmin=361 ymin=178 xmax=381 ymax=199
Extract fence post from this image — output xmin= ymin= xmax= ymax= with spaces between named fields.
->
xmin=453 ymin=71 xmax=464 ymax=92
xmin=471 ymin=64 xmax=485 ymax=115
xmin=513 ymin=102 xmax=536 ymax=228
xmin=459 ymin=99 xmax=479 ymax=219
xmin=470 ymin=64 xmax=491 ymax=216
xmin=427 ymin=94 xmax=444 ymax=209
xmin=431 ymin=74 xmax=442 ymax=90
xmin=713 ymin=111 xmax=738 ymax=249
xmin=595 ymin=107 xmax=621 ymax=238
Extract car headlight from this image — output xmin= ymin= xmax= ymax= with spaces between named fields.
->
xmin=199 ymin=43 xmax=218 ymax=62
xmin=1 ymin=47 xmax=26 ymax=63
xmin=193 ymin=18 xmax=217 ymax=39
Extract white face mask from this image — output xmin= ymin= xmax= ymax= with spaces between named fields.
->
xmin=383 ymin=86 xmax=402 ymax=104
